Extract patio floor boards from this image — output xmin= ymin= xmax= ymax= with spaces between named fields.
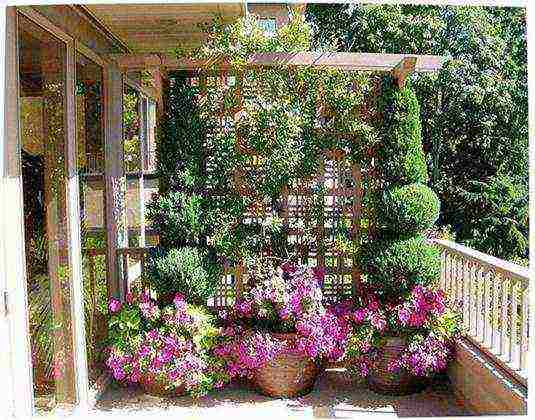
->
xmin=93 ymin=368 xmax=472 ymax=418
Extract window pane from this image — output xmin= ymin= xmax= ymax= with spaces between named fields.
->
xmin=18 ymin=13 xmax=76 ymax=412
xmin=123 ymin=85 xmax=141 ymax=173
xmin=144 ymin=177 xmax=159 ymax=246
xmin=76 ymin=52 xmax=108 ymax=389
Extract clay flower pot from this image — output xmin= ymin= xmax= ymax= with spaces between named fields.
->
xmin=367 ymin=336 xmax=428 ymax=396
xmin=139 ymin=373 xmax=186 ymax=397
xmin=253 ymin=333 xmax=320 ymax=398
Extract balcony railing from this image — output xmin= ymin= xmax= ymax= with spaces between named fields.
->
xmin=434 ymin=239 xmax=529 ymax=384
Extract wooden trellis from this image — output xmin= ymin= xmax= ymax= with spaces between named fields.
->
xmin=178 ymin=70 xmax=382 ymax=307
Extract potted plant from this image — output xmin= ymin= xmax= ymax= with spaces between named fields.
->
xmin=105 ymin=290 xmax=228 ymax=397
xmin=341 ymin=284 xmax=459 ymax=395
xmin=345 ymin=78 xmax=459 ymax=395
xmin=212 ymin=257 xmax=349 ymax=397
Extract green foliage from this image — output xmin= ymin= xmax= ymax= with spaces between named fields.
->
xmin=307 ymin=4 xmax=528 ymax=262
xmin=363 ymin=74 xmax=439 ymax=302
xmin=382 ymin=183 xmax=440 ymax=235
xmin=107 ymin=302 xmax=143 ymax=352
xmin=377 ymin=77 xmax=428 ymax=185
xmin=156 ymin=74 xmax=206 ymax=195
xmin=196 ymin=12 xmax=311 ymax=70
xmin=123 ymin=87 xmax=141 ymax=173
xmin=146 ymin=247 xmax=222 ymax=305
xmin=161 ymin=14 xmax=381 ymax=268
xmin=146 ymin=191 xmax=205 ymax=249
xmin=147 ymin=72 xmax=227 ymax=304
xmin=460 ymin=174 xmax=528 ymax=263
xmin=359 ymin=236 xmax=441 ymax=298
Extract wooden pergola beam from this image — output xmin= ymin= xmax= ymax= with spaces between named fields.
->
xmin=110 ymin=52 xmax=446 ymax=73
xmin=392 ymin=56 xmax=418 ymax=88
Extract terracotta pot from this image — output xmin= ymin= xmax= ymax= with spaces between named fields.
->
xmin=367 ymin=336 xmax=428 ymax=396
xmin=139 ymin=374 xmax=186 ymax=397
xmin=253 ymin=333 xmax=320 ymax=398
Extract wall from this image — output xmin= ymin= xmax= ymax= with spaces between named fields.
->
xmin=448 ymin=337 xmax=527 ymax=415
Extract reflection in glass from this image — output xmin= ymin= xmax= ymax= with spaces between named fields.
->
xmin=76 ymin=52 xmax=109 ymax=388
xmin=146 ymin=100 xmax=157 ymax=172
xmin=18 ymin=13 xmax=76 ymax=411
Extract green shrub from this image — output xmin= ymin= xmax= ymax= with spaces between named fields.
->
xmin=146 ymin=191 xmax=205 ymax=249
xmin=382 ymin=183 xmax=440 ymax=234
xmin=358 ymin=235 xmax=440 ymax=298
xmin=146 ymin=246 xmax=222 ymax=304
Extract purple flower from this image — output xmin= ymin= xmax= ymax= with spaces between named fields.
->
xmin=108 ymin=298 xmax=122 ymax=314
xmin=369 ymin=313 xmax=387 ymax=331
xmin=138 ymin=344 xmax=151 ymax=358
xmin=398 ymin=307 xmax=411 ymax=326
xmin=140 ymin=301 xmax=160 ymax=321
xmin=113 ymin=366 xmax=126 ymax=381
xmin=147 ymin=329 xmax=159 ymax=341
xmin=173 ymin=293 xmax=186 ymax=308
xmin=236 ymin=300 xmax=253 ymax=317
xmin=279 ymin=306 xmax=291 ymax=320
xmin=352 ymin=308 xmax=367 ymax=324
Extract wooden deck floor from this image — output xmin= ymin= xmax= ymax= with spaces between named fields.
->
xmin=92 ymin=369 xmax=472 ymax=419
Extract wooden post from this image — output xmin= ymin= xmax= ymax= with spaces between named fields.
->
xmin=138 ymin=97 xmax=147 ymax=248
xmin=351 ymin=163 xmax=362 ymax=298
xmin=391 ymin=56 xmax=417 ymax=88
xmin=104 ymin=65 xmax=127 ymax=299
xmin=147 ymin=66 xmax=164 ymax=117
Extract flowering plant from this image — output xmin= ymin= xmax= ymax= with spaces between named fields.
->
xmin=212 ymin=257 xmax=350 ymax=379
xmin=105 ymin=291 xmax=228 ymax=397
xmin=341 ymin=285 xmax=459 ymax=378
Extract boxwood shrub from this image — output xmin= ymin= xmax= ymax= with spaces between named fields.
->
xmin=358 ymin=235 xmax=441 ymax=298
xmin=377 ymin=77 xmax=428 ymax=185
xmin=146 ymin=246 xmax=222 ymax=305
xmin=382 ymin=183 xmax=440 ymax=234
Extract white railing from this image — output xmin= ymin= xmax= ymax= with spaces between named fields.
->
xmin=434 ymin=239 xmax=529 ymax=383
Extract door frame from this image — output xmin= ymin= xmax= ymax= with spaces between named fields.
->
xmin=0 ymin=6 xmax=14 ymax=416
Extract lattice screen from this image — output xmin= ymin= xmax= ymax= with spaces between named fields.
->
xmin=180 ymin=71 xmax=377 ymax=307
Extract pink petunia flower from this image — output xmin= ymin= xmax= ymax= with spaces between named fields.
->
xmin=108 ymin=298 xmax=122 ymax=314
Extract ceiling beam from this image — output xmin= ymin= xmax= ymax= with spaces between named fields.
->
xmin=72 ymin=5 xmax=132 ymax=54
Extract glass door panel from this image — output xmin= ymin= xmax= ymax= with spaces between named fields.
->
xmin=18 ymin=12 xmax=76 ymax=412
xmin=75 ymin=52 xmax=108 ymax=389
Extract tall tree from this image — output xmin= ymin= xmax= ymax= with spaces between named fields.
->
xmin=307 ymin=4 xmax=528 ymax=263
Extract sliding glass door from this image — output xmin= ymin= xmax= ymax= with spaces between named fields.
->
xmin=3 ymin=9 xmax=90 ymax=416
xmin=18 ymin=11 xmax=78 ymax=411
